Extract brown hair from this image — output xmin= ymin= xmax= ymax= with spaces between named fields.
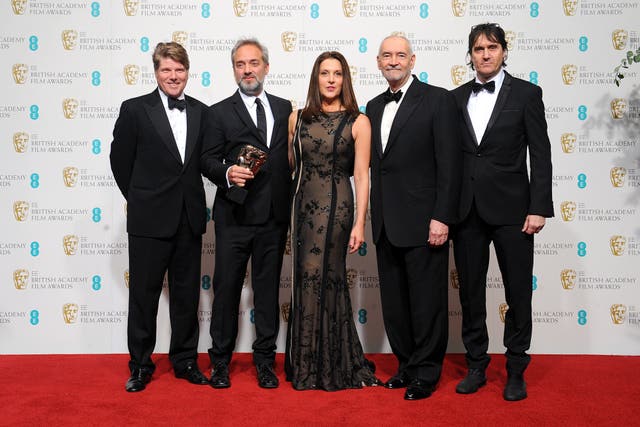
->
xmin=301 ymin=51 xmax=359 ymax=123
xmin=152 ymin=42 xmax=190 ymax=71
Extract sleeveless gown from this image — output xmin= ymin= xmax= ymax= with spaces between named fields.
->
xmin=285 ymin=111 xmax=378 ymax=391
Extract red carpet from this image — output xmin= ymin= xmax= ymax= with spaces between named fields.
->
xmin=1 ymin=353 xmax=637 ymax=426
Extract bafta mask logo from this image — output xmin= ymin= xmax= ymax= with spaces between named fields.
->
xmin=346 ymin=268 xmax=358 ymax=290
xmin=498 ymin=303 xmax=509 ymax=323
xmin=233 ymin=0 xmax=249 ymax=17
xmin=13 ymin=201 xmax=29 ymax=222
xmin=610 ymin=304 xmax=626 ymax=325
xmin=172 ymin=31 xmax=188 ymax=46
xmin=281 ymin=31 xmax=297 ymax=52
xmin=610 ymin=98 xmax=627 ymax=119
xmin=560 ymin=201 xmax=576 ymax=222
xmin=62 ymin=166 xmax=79 ymax=187
xmin=63 ymin=234 xmax=79 ymax=256
xmin=611 ymin=29 xmax=628 ymax=51
xmin=11 ymin=0 xmax=27 ymax=14
xmin=450 ymin=269 xmax=460 ymax=289
xmin=561 ymin=64 xmax=578 ymax=85
xmin=13 ymin=269 xmax=29 ymax=290
xmin=123 ymin=64 xmax=140 ymax=85
xmin=452 ymin=0 xmax=467 ymax=17
xmin=610 ymin=167 xmax=626 ymax=188
xmin=62 ymin=303 xmax=79 ymax=324
xmin=13 ymin=132 xmax=29 ymax=153
xmin=560 ymin=132 xmax=576 ymax=154
xmin=451 ymin=65 xmax=467 ymax=86
xmin=609 ymin=235 xmax=626 ymax=256
xmin=124 ymin=269 xmax=130 ymax=288
xmin=62 ymin=98 xmax=79 ymax=119
xmin=123 ymin=0 xmax=139 ymax=16
xmin=61 ymin=29 xmax=78 ymax=50
xmin=281 ymin=302 xmax=291 ymax=322
xmin=562 ymin=0 xmax=578 ymax=16
xmin=504 ymin=31 xmax=516 ymax=51
xmin=12 ymin=63 xmax=28 ymax=84
xmin=349 ymin=65 xmax=358 ymax=81
xmin=560 ymin=269 xmax=577 ymax=290
xmin=342 ymin=0 xmax=358 ymax=17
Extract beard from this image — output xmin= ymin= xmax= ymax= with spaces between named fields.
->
xmin=238 ymin=75 xmax=264 ymax=96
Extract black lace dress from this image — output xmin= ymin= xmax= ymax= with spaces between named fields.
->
xmin=285 ymin=111 xmax=378 ymax=391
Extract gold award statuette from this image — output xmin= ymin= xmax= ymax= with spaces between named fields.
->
xmin=227 ymin=145 xmax=268 ymax=204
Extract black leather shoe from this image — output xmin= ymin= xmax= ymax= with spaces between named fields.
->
xmin=404 ymin=379 xmax=435 ymax=401
xmin=503 ymin=373 xmax=527 ymax=401
xmin=210 ymin=362 xmax=230 ymax=389
xmin=125 ymin=368 xmax=152 ymax=392
xmin=175 ymin=362 xmax=209 ymax=385
xmin=256 ymin=363 xmax=279 ymax=389
xmin=456 ymin=368 xmax=487 ymax=394
xmin=384 ymin=372 xmax=409 ymax=389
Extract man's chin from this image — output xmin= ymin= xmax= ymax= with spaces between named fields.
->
xmin=238 ymin=81 xmax=262 ymax=96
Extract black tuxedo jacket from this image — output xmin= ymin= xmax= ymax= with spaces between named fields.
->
xmin=110 ymin=89 xmax=208 ymax=238
xmin=366 ymin=78 xmax=461 ymax=247
xmin=451 ymin=72 xmax=554 ymax=225
xmin=201 ymin=90 xmax=292 ymax=225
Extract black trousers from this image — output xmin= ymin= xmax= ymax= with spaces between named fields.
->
xmin=453 ymin=203 xmax=533 ymax=374
xmin=127 ymin=210 xmax=202 ymax=373
xmin=209 ymin=218 xmax=287 ymax=366
xmin=375 ymin=227 xmax=449 ymax=385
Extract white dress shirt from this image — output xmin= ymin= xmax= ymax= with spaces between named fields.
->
xmin=239 ymin=90 xmax=274 ymax=147
xmin=381 ymin=76 xmax=414 ymax=153
xmin=467 ymin=69 xmax=505 ymax=144
xmin=159 ymin=89 xmax=187 ymax=162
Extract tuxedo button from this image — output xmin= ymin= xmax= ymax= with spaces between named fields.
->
xmin=476 ymin=153 xmax=482 ymax=157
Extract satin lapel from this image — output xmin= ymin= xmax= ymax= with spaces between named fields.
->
xmin=460 ymin=82 xmax=479 ymax=147
xmin=266 ymin=93 xmax=282 ymax=150
xmin=385 ymin=81 xmax=422 ymax=155
xmin=232 ymin=91 xmax=268 ymax=151
xmin=145 ymin=91 xmax=182 ymax=164
xmin=482 ymin=72 xmax=512 ymax=143
xmin=182 ymin=96 xmax=201 ymax=168
xmin=369 ymin=97 xmax=385 ymax=159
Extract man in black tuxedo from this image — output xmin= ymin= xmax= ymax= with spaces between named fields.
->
xmin=366 ymin=33 xmax=461 ymax=401
xmin=201 ymin=38 xmax=292 ymax=389
xmin=110 ymin=42 xmax=210 ymax=392
xmin=451 ymin=23 xmax=554 ymax=401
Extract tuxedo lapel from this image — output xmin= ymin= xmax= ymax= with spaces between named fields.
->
xmin=460 ymin=82 xmax=479 ymax=147
xmin=482 ymin=72 xmax=512 ymax=143
xmin=145 ymin=91 xmax=182 ymax=164
xmin=385 ymin=80 xmax=421 ymax=155
xmin=369 ymin=98 xmax=385 ymax=158
xmin=182 ymin=96 xmax=201 ymax=167
xmin=266 ymin=93 xmax=283 ymax=150
xmin=232 ymin=91 xmax=269 ymax=151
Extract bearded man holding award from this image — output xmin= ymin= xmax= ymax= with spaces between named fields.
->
xmin=201 ymin=38 xmax=292 ymax=389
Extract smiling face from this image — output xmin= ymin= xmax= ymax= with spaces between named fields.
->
xmin=233 ymin=44 xmax=269 ymax=96
xmin=318 ymin=58 xmax=343 ymax=103
xmin=470 ymin=33 xmax=506 ymax=83
xmin=377 ymin=36 xmax=415 ymax=91
xmin=155 ymin=57 xmax=188 ymax=98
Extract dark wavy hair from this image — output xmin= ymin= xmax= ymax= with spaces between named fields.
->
xmin=466 ymin=23 xmax=508 ymax=70
xmin=301 ymin=51 xmax=359 ymax=123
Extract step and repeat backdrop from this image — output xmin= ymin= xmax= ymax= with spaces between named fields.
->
xmin=2 ymin=0 xmax=639 ymax=355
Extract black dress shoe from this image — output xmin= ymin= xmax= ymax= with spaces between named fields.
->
xmin=384 ymin=372 xmax=409 ymax=389
xmin=456 ymin=368 xmax=487 ymax=394
xmin=210 ymin=362 xmax=230 ymax=389
xmin=404 ymin=379 xmax=435 ymax=401
xmin=256 ymin=363 xmax=279 ymax=389
xmin=125 ymin=368 xmax=152 ymax=393
xmin=175 ymin=362 xmax=209 ymax=385
xmin=503 ymin=373 xmax=527 ymax=401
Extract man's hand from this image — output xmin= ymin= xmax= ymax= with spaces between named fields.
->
xmin=429 ymin=219 xmax=449 ymax=247
xmin=522 ymin=214 xmax=545 ymax=235
xmin=227 ymin=164 xmax=254 ymax=187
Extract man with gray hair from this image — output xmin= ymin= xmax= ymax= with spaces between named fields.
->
xmin=201 ymin=38 xmax=292 ymax=389
xmin=366 ymin=33 xmax=461 ymax=400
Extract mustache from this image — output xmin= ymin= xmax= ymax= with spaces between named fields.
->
xmin=384 ymin=66 xmax=402 ymax=71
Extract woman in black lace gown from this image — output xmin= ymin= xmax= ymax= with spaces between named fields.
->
xmin=284 ymin=51 xmax=378 ymax=390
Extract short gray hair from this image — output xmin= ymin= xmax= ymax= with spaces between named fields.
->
xmin=378 ymin=32 xmax=414 ymax=56
xmin=231 ymin=38 xmax=269 ymax=65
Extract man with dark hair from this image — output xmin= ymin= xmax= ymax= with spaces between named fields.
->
xmin=366 ymin=33 xmax=461 ymax=401
xmin=111 ymin=41 xmax=210 ymax=392
xmin=451 ymin=23 xmax=554 ymax=401
xmin=201 ymin=38 xmax=292 ymax=389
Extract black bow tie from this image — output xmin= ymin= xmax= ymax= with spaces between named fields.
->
xmin=168 ymin=97 xmax=186 ymax=111
xmin=383 ymin=89 xmax=403 ymax=104
xmin=471 ymin=80 xmax=495 ymax=94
